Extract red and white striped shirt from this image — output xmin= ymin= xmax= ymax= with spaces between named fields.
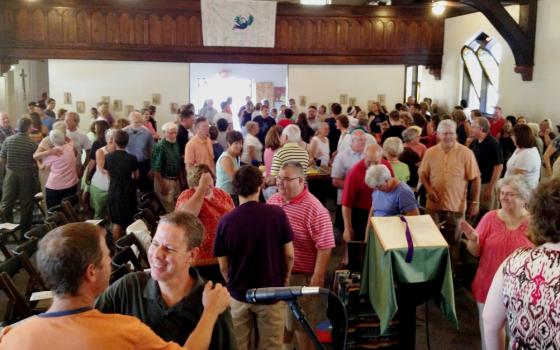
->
xmin=267 ymin=188 xmax=335 ymax=274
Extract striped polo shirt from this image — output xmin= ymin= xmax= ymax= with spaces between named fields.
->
xmin=0 ymin=132 xmax=37 ymax=172
xmin=270 ymin=142 xmax=309 ymax=176
xmin=268 ymin=188 xmax=335 ymax=274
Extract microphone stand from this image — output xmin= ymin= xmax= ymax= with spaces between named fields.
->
xmin=287 ymin=299 xmax=326 ymax=350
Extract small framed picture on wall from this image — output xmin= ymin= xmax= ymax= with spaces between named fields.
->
xmin=339 ymin=94 xmax=348 ymax=105
xmin=170 ymin=103 xmax=179 ymax=114
xmin=125 ymin=105 xmax=135 ymax=117
xmin=76 ymin=101 xmax=85 ymax=114
xmin=64 ymin=92 xmax=72 ymax=105
xmin=349 ymin=97 xmax=356 ymax=106
xmin=113 ymin=99 xmax=123 ymax=112
xmin=101 ymin=96 xmax=110 ymax=105
xmin=152 ymin=94 xmax=161 ymax=105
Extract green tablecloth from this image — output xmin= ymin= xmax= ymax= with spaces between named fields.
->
xmin=359 ymin=227 xmax=459 ymax=335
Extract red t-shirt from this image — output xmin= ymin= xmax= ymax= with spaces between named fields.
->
xmin=341 ymin=159 xmax=394 ymax=210
xmin=489 ymin=117 xmax=505 ymax=138
xmin=277 ymin=119 xmax=293 ymax=128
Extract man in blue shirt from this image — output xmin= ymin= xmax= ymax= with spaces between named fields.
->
xmin=124 ymin=111 xmax=154 ymax=192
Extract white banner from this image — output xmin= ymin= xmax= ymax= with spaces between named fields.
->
xmin=201 ymin=0 xmax=277 ymax=48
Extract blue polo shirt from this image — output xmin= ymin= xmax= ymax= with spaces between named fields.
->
xmin=372 ymin=182 xmax=418 ymax=217
xmin=125 ymin=126 xmax=153 ymax=162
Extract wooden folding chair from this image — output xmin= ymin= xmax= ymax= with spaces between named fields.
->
xmin=61 ymin=194 xmax=88 ymax=222
xmin=110 ymin=264 xmax=131 ymax=284
xmin=0 ymin=257 xmax=34 ymax=323
xmin=45 ymin=211 xmax=70 ymax=228
xmin=0 ymin=231 xmax=13 ymax=259
xmin=112 ymin=246 xmax=143 ymax=272
xmin=23 ymin=224 xmax=51 ymax=241
xmin=12 ymin=238 xmax=49 ymax=293
xmin=138 ymin=192 xmax=166 ymax=216
xmin=133 ymin=208 xmax=158 ymax=236
xmin=115 ymin=234 xmax=150 ymax=269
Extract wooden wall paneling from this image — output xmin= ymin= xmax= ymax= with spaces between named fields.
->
xmin=187 ymin=16 xmax=201 ymax=47
xmin=162 ymin=15 xmax=176 ymax=46
xmin=91 ymin=11 xmax=106 ymax=44
xmin=176 ymin=15 xmax=187 ymax=47
xmin=106 ymin=12 xmax=119 ymax=44
xmin=15 ymin=9 xmax=31 ymax=42
xmin=148 ymin=15 xmax=162 ymax=46
xmin=62 ymin=9 xmax=77 ymax=44
xmin=119 ymin=13 xmax=134 ymax=45
xmin=76 ymin=10 xmax=91 ymax=44
xmin=47 ymin=9 xmax=63 ymax=44
xmin=0 ymin=1 xmax=446 ymax=66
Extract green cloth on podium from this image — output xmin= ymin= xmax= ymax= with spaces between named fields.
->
xmin=359 ymin=228 xmax=459 ymax=335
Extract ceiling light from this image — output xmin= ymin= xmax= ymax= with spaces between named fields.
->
xmin=432 ymin=1 xmax=446 ymax=16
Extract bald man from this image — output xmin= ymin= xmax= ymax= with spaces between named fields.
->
xmin=124 ymin=111 xmax=154 ymax=192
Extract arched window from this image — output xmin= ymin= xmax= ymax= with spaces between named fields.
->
xmin=461 ymin=33 xmax=501 ymax=114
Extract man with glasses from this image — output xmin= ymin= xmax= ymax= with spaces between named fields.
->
xmin=420 ymin=119 xmax=481 ymax=270
xmin=96 ymin=211 xmax=237 ymax=350
xmin=267 ymin=161 xmax=335 ymax=350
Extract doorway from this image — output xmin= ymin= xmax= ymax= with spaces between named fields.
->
xmin=195 ymin=76 xmax=254 ymax=131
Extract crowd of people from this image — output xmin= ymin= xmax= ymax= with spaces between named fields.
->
xmin=0 ymin=93 xmax=559 ymax=349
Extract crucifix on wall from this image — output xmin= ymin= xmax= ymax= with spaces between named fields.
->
xmin=19 ymin=69 xmax=27 ymax=102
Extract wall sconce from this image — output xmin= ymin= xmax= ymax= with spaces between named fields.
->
xmin=432 ymin=1 xmax=446 ymax=16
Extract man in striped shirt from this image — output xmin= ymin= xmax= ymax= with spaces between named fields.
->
xmin=267 ymin=161 xmax=335 ymax=350
xmin=0 ymin=117 xmax=38 ymax=233
xmin=269 ymin=125 xmax=309 ymax=177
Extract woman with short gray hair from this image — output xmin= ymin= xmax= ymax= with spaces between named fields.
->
xmin=364 ymin=164 xmax=420 ymax=217
xmin=37 ymin=129 xmax=79 ymax=208
xmin=459 ymin=175 xmax=533 ymax=350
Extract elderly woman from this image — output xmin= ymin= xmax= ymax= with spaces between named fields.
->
xmin=383 ymin=137 xmax=410 ymax=183
xmin=175 ymin=164 xmax=234 ymax=283
xmin=459 ymin=175 xmax=533 ymax=350
xmin=89 ymin=129 xmax=115 ymax=219
xmin=505 ymin=124 xmax=541 ymax=189
xmin=34 ymin=129 xmax=78 ymax=208
xmin=309 ymin=122 xmax=330 ymax=166
xmin=483 ymin=178 xmax=560 ymax=350
xmin=241 ymin=121 xmax=263 ymax=165
xmin=365 ymin=164 xmax=420 ymax=217
xmin=216 ymin=131 xmax=243 ymax=195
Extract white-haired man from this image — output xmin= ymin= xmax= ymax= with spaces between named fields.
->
xmin=65 ymin=111 xmax=92 ymax=176
xmin=420 ymin=119 xmax=481 ymax=270
xmin=269 ymin=124 xmax=309 ymax=176
xmin=152 ymin=122 xmax=182 ymax=212
xmin=125 ymin=111 xmax=154 ymax=192
xmin=331 ymin=130 xmax=367 ymax=234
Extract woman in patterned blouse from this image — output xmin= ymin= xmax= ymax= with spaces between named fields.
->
xmin=175 ymin=164 xmax=234 ymax=284
xmin=483 ymin=178 xmax=560 ymax=349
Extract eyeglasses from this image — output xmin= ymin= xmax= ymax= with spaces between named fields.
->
xmin=276 ymin=176 xmax=301 ymax=183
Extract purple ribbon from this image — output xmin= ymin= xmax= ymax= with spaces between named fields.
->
xmin=400 ymin=216 xmax=414 ymax=263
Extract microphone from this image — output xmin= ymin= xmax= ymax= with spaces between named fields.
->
xmin=246 ymin=286 xmax=330 ymax=303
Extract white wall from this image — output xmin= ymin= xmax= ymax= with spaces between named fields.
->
xmin=48 ymin=60 xmax=190 ymax=132
xmin=0 ymin=76 xmax=6 ymax=112
xmin=422 ymin=1 xmax=560 ymax=124
xmin=288 ymin=65 xmax=405 ymax=112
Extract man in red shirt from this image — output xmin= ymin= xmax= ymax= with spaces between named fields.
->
xmin=489 ymin=106 xmax=505 ymax=138
xmin=341 ymin=143 xmax=393 ymax=244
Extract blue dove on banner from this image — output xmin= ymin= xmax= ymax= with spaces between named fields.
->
xmin=233 ymin=15 xmax=254 ymax=30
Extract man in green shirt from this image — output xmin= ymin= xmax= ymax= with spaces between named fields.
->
xmin=151 ymin=122 xmax=182 ymax=212
xmin=96 ymin=211 xmax=237 ymax=350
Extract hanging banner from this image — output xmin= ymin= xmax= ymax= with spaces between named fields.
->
xmin=201 ymin=0 xmax=277 ymax=48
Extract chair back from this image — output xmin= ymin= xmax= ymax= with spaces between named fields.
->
xmin=110 ymin=264 xmax=131 ymax=284
xmin=45 ymin=211 xmax=70 ymax=228
xmin=115 ymin=234 xmax=150 ymax=269
xmin=112 ymin=246 xmax=143 ymax=272
xmin=23 ymin=224 xmax=51 ymax=241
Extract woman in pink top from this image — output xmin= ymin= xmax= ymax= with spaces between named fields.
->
xmin=459 ymin=175 xmax=533 ymax=350
xmin=263 ymin=125 xmax=282 ymax=177
xmin=39 ymin=129 xmax=79 ymax=209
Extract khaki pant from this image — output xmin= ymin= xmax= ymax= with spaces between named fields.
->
xmin=428 ymin=210 xmax=464 ymax=271
xmin=286 ymin=273 xmax=327 ymax=333
xmin=479 ymin=182 xmax=497 ymax=212
xmin=154 ymin=178 xmax=180 ymax=213
xmin=1 ymin=169 xmax=37 ymax=233
xmin=230 ymin=298 xmax=285 ymax=350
